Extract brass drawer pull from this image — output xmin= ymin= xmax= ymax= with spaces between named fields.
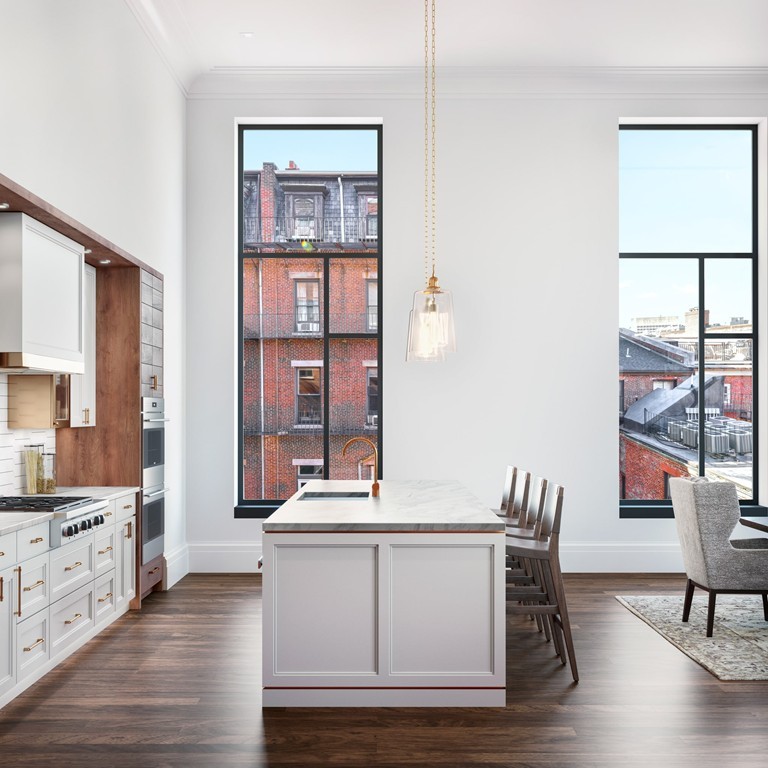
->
xmin=104 ymin=511 xmax=113 ymax=517
xmin=0 ymin=575 xmax=3 ymax=602
xmin=126 ymin=521 xmax=132 ymax=540
xmin=29 ymin=537 xmax=44 ymax=544
xmin=148 ymin=567 xmax=160 ymax=575
xmin=23 ymin=638 xmax=44 ymax=653
xmin=97 ymin=592 xmax=113 ymax=603
xmin=15 ymin=566 xmax=21 ymax=617
xmin=64 ymin=613 xmax=82 ymax=625
xmin=23 ymin=579 xmax=45 ymax=592
xmin=123 ymin=504 xmax=133 ymax=510
xmin=0 ymin=551 xmax=5 ymax=557
xmin=64 ymin=561 xmax=83 ymax=572
xmin=151 ymin=374 xmax=158 ymax=390
xmin=98 ymin=546 xmax=113 ymax=555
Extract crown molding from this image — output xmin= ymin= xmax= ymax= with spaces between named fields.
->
xmin=187 ymin=65 xmax=768 ymax=100
xmin=123 ymin=0 xmax=201 ymax=95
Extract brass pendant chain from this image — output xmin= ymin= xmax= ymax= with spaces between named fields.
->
xmin=424 ymin=0 xmax=437 ymax=287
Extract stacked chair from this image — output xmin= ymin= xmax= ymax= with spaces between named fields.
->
xmin=496 ymin=466 xmax=579 ymax=683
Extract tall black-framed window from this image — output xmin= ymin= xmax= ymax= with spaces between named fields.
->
xmin=237 ymin=123 xmax=383 ymax=517
xmin=619 ymin=123 xmax=764 ymax=518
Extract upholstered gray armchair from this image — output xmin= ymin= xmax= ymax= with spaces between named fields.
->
xmin=669 ymin=477 xmax=768 ymax=637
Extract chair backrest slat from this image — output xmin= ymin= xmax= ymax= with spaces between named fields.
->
xmin=499 ymin=465 xmax=516 ymax=512
xmin=510 ymin=469 xmax=530 ymax=520
xmin=520 ymin=475 xmax=547 ymax=532
xmin=538 ymin=482 xmax=564 ymax=541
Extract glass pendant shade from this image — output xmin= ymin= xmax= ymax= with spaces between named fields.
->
xmin=406 ymin=288 xmax=456 ymax=362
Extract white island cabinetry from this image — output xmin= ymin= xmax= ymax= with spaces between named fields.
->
xmin=262 ymin=480 xmax=506 ymax=707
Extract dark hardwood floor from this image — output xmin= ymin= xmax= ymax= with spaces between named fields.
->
xmin=1 ymin=574 xmax=767 ymax=767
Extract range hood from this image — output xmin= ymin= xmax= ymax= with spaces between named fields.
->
xmin=0 ymin=213 xmax=85 ymax=375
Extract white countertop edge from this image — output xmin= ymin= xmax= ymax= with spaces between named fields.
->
xmin=0 ymin=511 xmax=55 ymax=537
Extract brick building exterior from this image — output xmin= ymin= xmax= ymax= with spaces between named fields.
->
xmin=242 ymin=162 xmax=379 ymax=501
xmin=619 ymin=327 xmax=753 ymax=500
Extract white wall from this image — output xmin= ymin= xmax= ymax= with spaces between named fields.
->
xmin=185 ymin=69 xmax=768 ymax=572
xmin=0 ymin=0 xmax=187 ymax=584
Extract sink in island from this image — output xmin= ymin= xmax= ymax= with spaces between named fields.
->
xmin=262 ymin=479 xmax=506 ymax=707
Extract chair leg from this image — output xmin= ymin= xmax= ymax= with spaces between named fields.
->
xmin=682 ymin=578 xmax=695 ymax=622
xmin=549 ymin=554 xmax=578 ymax=683
xmin=762 ymin=593 xmax=768 ymax=621
xmin=706 ymin=591 xmax=717 ymax=638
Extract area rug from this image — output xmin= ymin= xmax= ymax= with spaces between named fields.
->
xmin=616 ymin=595 xmax=768 ymax=680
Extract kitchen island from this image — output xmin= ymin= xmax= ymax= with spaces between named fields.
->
xmin=262 ymin=479 xmax=506 ymax=707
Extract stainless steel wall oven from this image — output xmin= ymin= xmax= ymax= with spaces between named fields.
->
xmin=142 ymin=397 xmax=167 ymax=565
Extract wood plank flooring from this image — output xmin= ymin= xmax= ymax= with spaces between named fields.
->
xmin=1 ymin=574 xmax=767 ymax=767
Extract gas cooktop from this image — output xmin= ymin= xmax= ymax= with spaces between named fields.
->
xmin=0 ymin=496 xmax=94 ymax=513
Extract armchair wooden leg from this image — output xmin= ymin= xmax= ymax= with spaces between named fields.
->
xmin=682 ymin=578 xmax=695 ymax=623
xmin=706 ymin=591 xmax=717 ymax=638
xmin=762 ymin=593 xmax=768 ymax=621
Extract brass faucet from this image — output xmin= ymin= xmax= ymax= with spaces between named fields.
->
xmin=341 ymin=437 xmax=380 ymax=498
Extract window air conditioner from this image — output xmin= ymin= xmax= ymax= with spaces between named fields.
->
xmin=296 ymin=323 xmax=318 ymax=333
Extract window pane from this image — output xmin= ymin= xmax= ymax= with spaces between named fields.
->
xmin=620 ymin=258 xmax=698 ymax=500
xmin=619 ymin=129 xmax=752 ymax=253
xmin=704 ymin=259 xmax=752 ymax=333
xmin=329 ymin=338 xmax=378 ymax=479
xmin=329 ymin=258 xmax=378 ymax=333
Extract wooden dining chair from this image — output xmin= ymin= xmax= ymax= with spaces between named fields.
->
xmin=506 ymin=483 xmax=578 ymax=683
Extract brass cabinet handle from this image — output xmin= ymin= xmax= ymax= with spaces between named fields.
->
xmin=98 ymin=546 xmax=113 ymax=555
xmin=123 ymin=504 xmax=133 ymax=510
xmin=83 ymin=407 xmax=90 ymax=425
xmin=97 ymin=592 xmax=113 ymax=603
xmin=64 ymin=561 xmax=82 ymax=572
xmin=15 ymin=566 xmax=21 ymax=617
xmin=64 ymin=613 xmax=82 ymax=625
xmin=23 ymin=579 xmax=45 ymax=592
xmin=151 ymin=374 xmax=158 ymax=390
xmin=0 ymin=575 xmax=3 ymax=602
xmin=23 ymin=638 xmax=44 ymax=653
xmin=30 ymin=537 xmax=44 ymax=544
xmin=148 ymin=566 xmax=160 ymax=575
xmin=0 ymin=551 xmax=5 ymax=557
xmin=104 ymin=511 xmax=113 ymax=517
xmin=126 ymin=521 xmax=132 ymax=540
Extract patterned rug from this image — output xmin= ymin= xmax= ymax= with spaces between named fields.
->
xmin=616 ymin=595 xmax=768 ymax=680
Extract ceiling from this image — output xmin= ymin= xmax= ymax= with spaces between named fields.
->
xmin=125 ymin=0 xmax=768 ymax=91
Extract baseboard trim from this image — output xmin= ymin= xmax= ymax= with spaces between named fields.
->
xmin=164 ymin=543 xmax=189 ymax=587
xmin=188 ymin=542 xmax=263 ymax=573
xmin=560 ymin=542 xmax=683 ymax=573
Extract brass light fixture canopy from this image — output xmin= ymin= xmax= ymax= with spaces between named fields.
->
xmin=406 ymin=0 xmax=456 ymax=362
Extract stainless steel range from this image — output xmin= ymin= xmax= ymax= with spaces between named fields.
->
xmin=0 ymin=495 xmax=109 ymax=546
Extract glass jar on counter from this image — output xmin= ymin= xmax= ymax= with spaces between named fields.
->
xmin=23 ymin=444 xmax=44 ymax=495
xmin=40 ymin=452 xmax=56 ymax=494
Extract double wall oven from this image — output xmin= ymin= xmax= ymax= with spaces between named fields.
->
xmin=142 ymin=397 xmax=168 ymax=565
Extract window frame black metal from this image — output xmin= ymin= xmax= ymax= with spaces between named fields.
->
xmin=235 ymin=123 xmax=383 ymax=518
xmin=618 ymin=123 xmax=765 ymax=519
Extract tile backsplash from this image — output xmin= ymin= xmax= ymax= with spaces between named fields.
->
xmin=0 ymin=374 xmax=56 ymax=495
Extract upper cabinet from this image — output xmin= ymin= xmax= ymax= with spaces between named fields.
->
xmin=70 ymin=264 xmax=97 ymax=427
xmin=0 ymin=213 xmax=85 ymax=374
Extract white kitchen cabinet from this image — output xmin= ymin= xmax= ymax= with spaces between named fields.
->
xmin=114 ymin=516 xmax=136 ymax=614
xmin=0 ymin=212 xmax=84 ymax=374
xmin=16 ymin=608 xmax=49 ymax=683
xmin=15 ymin=551 xmax=50 ymax=622
xmin=69 ymin=264 xmax=97 ymax=427
xmin=0 ymin=566 xmax=16 ymax=699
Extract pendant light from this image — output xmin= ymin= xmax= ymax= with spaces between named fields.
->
xmin=406 ymin=0 xmax=456 ymax=362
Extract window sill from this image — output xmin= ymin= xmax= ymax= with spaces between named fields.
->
xmin=620 ymin=502 xmax=768 ymax=519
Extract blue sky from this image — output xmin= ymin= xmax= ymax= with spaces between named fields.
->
xmin=243 ymin=128 xmax=378 ymax=173
xmin=619 ymin=128 xmax=753 ymax=329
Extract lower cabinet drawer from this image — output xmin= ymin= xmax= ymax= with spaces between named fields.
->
xmin=50 ymin=535 xmax=95 ymax=603
xmin=51 ymin=581 xmax=95 ymax=660
xmin=94 ymin=526 xmax=117 ymax=579
xmin=140 ymin=556 xmax=163 ymax=595
xmin=17 ymin=608 xmax=49 ymax=682
xmin=115 ymin=493 xmax=138 ymax=523
xmin=94 ymin=571 xmax=116 ymax=626
xmin=16 ymin=551 xmax=51 ymax=622
xmin=0 ymin=530 xmax=17 ymax=570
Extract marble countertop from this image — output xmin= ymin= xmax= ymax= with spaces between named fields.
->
xmin=0 ymin=511 xmax=54 ymax=537
xmin=262 ymin=480 xmax=505 ymax=532
xmin=56 ymin=486 xmax=140 ymax=501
